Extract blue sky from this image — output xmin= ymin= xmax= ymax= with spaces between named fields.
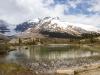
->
xmin=53 ymin=0 xmax=99 ymax=15
xmin=0 ymin=0 xmax=100 ymax=27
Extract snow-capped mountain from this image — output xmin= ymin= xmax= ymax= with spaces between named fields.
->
xmin=16 ymin=17 xmax=100 ymax=38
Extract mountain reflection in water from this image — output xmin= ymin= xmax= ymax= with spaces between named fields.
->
xmin=6 ymin=45 xmax=100 ymax=61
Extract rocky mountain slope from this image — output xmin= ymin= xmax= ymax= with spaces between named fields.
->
xmin=15 ymin=18 xmax=40 ymax=32
xmin=15 ymin=17 xmax=100 ymax=39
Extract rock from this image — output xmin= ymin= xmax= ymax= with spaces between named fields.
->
xmin=56 ymin=69 xmax=74 ymax=75
xmin=74 ymin=63 xmax=100 ymax=73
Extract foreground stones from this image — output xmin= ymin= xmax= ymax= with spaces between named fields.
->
xmin=56 ymin=69 xmax=74 ymax=75
xmin=56 ymin=63 xmax=100 ymax=75
xmin=0 ymin=63 xmax=100 ymax=75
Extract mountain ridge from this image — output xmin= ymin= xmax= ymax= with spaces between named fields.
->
xmin=15 ymin=17 xmax=100 ymax=39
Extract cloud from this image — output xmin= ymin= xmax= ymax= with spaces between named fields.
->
xmin=88 ymin=0 xmax=100 ymax=13
xmin=0 ymin=0 xmax=100 ymax=27
xmin=61 ymin=14 xmax=100 ymax=26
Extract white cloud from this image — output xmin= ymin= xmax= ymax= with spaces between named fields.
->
xmin=0 ymin=0 xmax=100 ymax=27
xmin=88 ymin=0 xmax=100 ymax=13
xmin=61 ymin=14 xmax=100 ymax=26
xmin=67 ymin=0 xmax=82 ymax=8
xmin=0 ymin=0 xmax=66 ymax=24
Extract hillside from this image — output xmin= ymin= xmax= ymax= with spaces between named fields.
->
xmin=15 ymin=17 xmax=100 ymax=38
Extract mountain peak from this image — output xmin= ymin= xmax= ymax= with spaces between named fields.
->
xmin=15 ymin=17 xmax=100 ymax=35
xmin=15 ymin=17 xmax=100 ymax=39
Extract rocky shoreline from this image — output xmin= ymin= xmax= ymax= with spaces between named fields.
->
xmin=3 ymin=59 xmax=99 ymax=75
xmin=11 ymin=55 xmax=100 ymax=75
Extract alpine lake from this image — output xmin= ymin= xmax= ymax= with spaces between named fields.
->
xmin=0 ymin=44 xmax=100 ymax=75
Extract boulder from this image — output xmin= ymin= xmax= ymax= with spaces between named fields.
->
xmin=56 ymin=69 xmax=74 ymax=75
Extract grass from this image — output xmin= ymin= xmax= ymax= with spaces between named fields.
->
xmin=0 ymin=63 xmax=34 ymax=75
xmin=0 ymin=43 xmax=10 ymax=53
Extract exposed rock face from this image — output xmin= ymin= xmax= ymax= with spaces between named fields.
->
xmin=15 ymin=19 xmax=39 ymax=32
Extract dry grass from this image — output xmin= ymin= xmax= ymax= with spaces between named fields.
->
xmin=0 ymin=63 xmax=34 ymax=75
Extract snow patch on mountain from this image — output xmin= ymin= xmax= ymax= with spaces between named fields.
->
xmin=40 ymin=17 xmax=99 ymax=32
xmin=28 ymin=18 xmax=40 ymax=24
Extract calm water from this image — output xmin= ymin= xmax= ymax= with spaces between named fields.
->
xmin=6 ymin=45 xmax=100 ymax=60
xmin=0 ymin=45 xmax=100 ymax=72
